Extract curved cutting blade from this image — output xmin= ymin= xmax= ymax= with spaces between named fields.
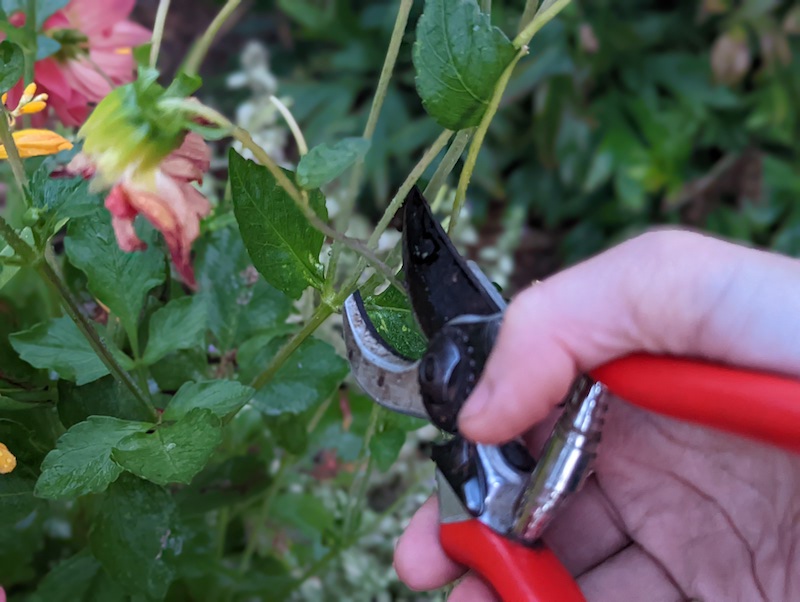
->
xmin=402 ymin=187 xmax=505 ymax=338
xmin=342 ymin=292 xmax=428 ymax=419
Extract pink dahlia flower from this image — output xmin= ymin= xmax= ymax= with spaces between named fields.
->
xmin=70 ymin=133 xmax=212 ymax=288
xmin=7 ymin=0 xmax=150 ymax=126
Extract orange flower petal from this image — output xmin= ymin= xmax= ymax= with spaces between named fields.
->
xmin=0 ymin=129 xmax=73 ymax=159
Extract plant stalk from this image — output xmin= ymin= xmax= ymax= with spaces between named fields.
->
xmin=149 ymin=0 xmax=172 ymax=68
xmin=184 ymin=0 xmax=242 ymax=76
xmin=449 ymin=50 xmax=524 ymax=234
xmin=424 ymin=128 xmax=474 ymax=200
xmin=0 ymin=110 xmax=29 ymax=201
xmin=513 ymin=0 xmax=572 ymax=48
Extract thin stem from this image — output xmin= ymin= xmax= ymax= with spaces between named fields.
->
xmin=184 ymin=0 xmax=242 ymax=76
xmin=149 ymin=0 xmax=171 ymax=68
xmin=250 ymin=303 xmax=334 ymax=391
xmin=344 ymin=0 xmax=414 ymax=212
xmin=0 ymin=110 xmax=29 ymax=200
xmin=449 ymin=50 xmax=524 ymax=234
xmin=367 ymin=129 xmax=453 ymax=248
xmin=423 ymin=128 xmax=474 ymax=200
xmin=513 ymin=0 xmax=572 ymax=48
xmin=36 ymin=260 xmax=157 ymax=420
xmin=269 ymin=95 xmax=308 ymax=156
xmin=165 ymin=99 xmax=403 ymax=289
xmin=481 ymin=0 xmax=492 ymax=13
xmin=237 ymin=456 xmax=291 ymax=573
xmin=0 ymin=215 xmax=35 ymax=264
xmin=343 ymin=405 xmax=380 ymax=538
xmin=518 ymin=0 xmax=540 ymax=34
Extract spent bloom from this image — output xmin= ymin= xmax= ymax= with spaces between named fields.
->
xmin=6 ymin=0 xmax=150 ymax=126
xmin=0 ymin=84 xmax=73 ymax=160
xmin=69 ymin=72 xmax=213 ymax=287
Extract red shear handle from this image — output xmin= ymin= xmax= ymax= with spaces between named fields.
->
xmin=590 ymin=354 xmax=800 ymax=454
xmin=439 ymin=519 xmax=585 ymax=602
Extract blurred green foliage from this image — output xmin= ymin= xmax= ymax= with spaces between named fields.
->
xmin=267 ymin=0 xmax=800 ymax=273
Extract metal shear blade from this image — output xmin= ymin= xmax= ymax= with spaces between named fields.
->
xmin=342 ymin=292 xmax=428 ymax=419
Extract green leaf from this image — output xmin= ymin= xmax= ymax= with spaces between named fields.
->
xmin=296 ymin=137 xmax=370 ymax=189
xmin=35 ymin=416 xmax=149 ymax=500
xmin=362 ymin=285 xmax=427 ymax=360
xmin=90 ymin=474 xmax=176 ymax=600
xmin=271 ymin=493 xmax=333 ymax=539
xmin=112 ymin=408 xmax=223 ymax=485
xmin=163 ymin=380 xmax=254 ymax=421
xmin=141 ymin=296 xmax=207 ymax=365
xmin=369 ymin=426 xmax=406 ymax=472
xmin=29 ymin=550 xmax=126 ymax=602
xmin=229 ymin=150 xmax=327 ymax=299
xmin=10 ymin=317 xmax=110 ymax=385
xmin=30 ymin=171 xmax=101 ymax=223
xmin=0 ymin=226 xmax=34 ymax=291
xmin=66 ymin=210 xmax=165 ymax=338
xmin=413 ymin=0 xmax=516 ymax=129
xmin=196 ymin=225 xmax=293 ymax=351
xmin=249 ymin=336 xmax=348 ymax=416
xmin=57 ymin=376 xmax=153 ymax=429
xmin=0 ymin=41 xmax=23 ymax=93
xmin=0 ymin=471 xmax=43 ymax=527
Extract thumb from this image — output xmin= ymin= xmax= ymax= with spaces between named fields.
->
xmin=457 ymin=230 xmax=800 ymax=444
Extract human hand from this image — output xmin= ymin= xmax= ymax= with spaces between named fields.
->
xmin=394 ymin=231 xmax=800 ymax=601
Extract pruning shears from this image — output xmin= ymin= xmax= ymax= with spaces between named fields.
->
xmin=342 ymin=187 xmax=800 ymax=601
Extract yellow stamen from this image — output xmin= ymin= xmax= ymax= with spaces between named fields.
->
xmin=115 ymin=47 xmax=132 ymax=55
xmin=1 ymin=92 xmax=7 ymax=106
xmin=0 ymin=129 xmax=73 ymax=159
xmin=23 ymin=82 xmax=37 ymax=98
xmin=0 ymin=442 xmax=16 ymax=474
xmin=20 ymin=101 xmax=47 ymax=115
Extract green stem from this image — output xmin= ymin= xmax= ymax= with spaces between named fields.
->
xmin=518 ymin=0 xmax=540 ymax=34
xmin=249 ymin=303 xmax=335 ymax=391
xmin=513 ymin=0 xmax=572 ymax=48
xmin=449 ymin=50 xmax=524 ymax=234
xmin=423 ymin=128 xmax=474 ymax=200
xmin=149 ymin=0 xmax=171 ymax=68
xmin=164 ymin=99 xmax=404 ymax=289
xmin=344 ymin=0 xmax=414 ymax=216
xmin=184 ymin=0 xmax=242 ymax=76
xmin=36 ymin=260 xmax=157 ymax=420
xmin=0 ymin=215 xmax=35 ymax=264
xmin=237 ymin=456 xmax=291 ymax=573
xmin=0 ymin=110 xmax=29 ymax=201
xmin=481 ymin=0 xmax=492 ymax=13
xmin=367 ymin=129 xmax=453 ymax=249
xmin=342 ymin=405 xmax=380 ymax=539
xmin=269 ymin=95 xmax=308 ymax=156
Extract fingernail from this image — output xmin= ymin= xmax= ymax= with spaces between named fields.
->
xmin=459 ymin=385 xmax=489 ymax=424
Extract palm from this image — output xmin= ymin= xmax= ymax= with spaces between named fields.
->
xmin=543 ymin=400 xmax=800 ymax=602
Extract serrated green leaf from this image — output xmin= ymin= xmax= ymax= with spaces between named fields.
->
xmin=362 ymin=285 xmax=427 ymax=360
xmin=229 ymin=150 xmax=327 ymax=299
xmin=413 ymin=0 xmax=516 ymax=129
xmin=29 ymin=550 xmax=126 ymax=602
xmin=35 ymin=416 xmax=149 ymax=499
xmin=112 ymin=408 xmax=222 ymax=485
xmin=296 ymin=137 xmax=370 ymax=189
xmin=196 ymin=225 xmax=293 ymax=351
xmin=90 ymin=474 xmax=176 ymax=600
xmin=10 ymin=317 xmax=110 ymax=385
xmin=66 ymin=211 xmax=165 ymax=339
xmin=30 ymin=171 xmax=101 ymax=222
xmin=0 ymin=41 xmax=23 ymax=93
xmin=141 ymin=296 xmax=207 ymax=365
xmin=369 ymin=426 xmax=406 ymax=472
xmin=163 ymin=379 xmax=254 ymax=421
xmin=57 ymin=376 xmax=153 ymax=428
xmin=249 ymin=337 xmax=348 ymax=416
